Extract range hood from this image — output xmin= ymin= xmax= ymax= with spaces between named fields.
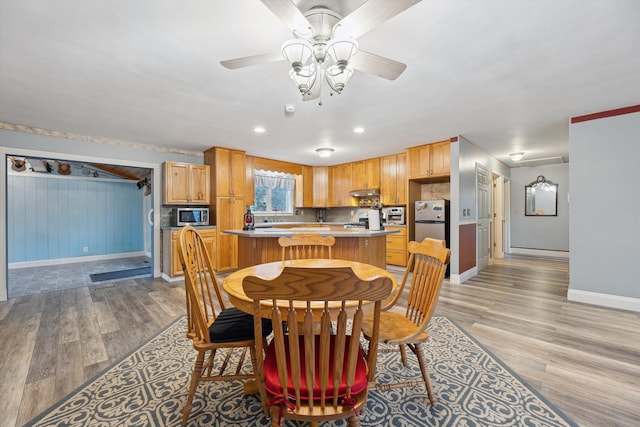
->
xmin=349 ymin=188 xmax=380 ymax=197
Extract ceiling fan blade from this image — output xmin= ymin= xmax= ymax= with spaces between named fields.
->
xmin=261 ymin=0 xmax=312 ymax=34
xmin=351 ymin=50 xmax=407 ymax=80
xmin=335 ymin=0 xmax=422 ymax=39
xmin=220 ymin=52 xmax=284 ymax=70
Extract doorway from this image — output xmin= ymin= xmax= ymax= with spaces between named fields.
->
xmin=2 ymin=149 xmax=161 ymax=301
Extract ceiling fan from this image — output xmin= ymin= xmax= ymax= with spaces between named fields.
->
xmin=220 ymin=0 xmax=422 ymax=101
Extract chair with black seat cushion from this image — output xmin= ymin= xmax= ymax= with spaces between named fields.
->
xmin=178 ymin=225 xmax=272 ymax=425
xmin=243 ymin=266 xmax=393 ymax=427
xmin=361 ymin=238 xmax=450 ymax=406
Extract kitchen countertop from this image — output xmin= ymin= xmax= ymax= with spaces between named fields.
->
xmin=161 ymin=225 xmax=217 ymax=231
xmin=224 ymin=227 xmax=399 ymax=238
xmin=253 ymin=221 xmax=406 ymax=228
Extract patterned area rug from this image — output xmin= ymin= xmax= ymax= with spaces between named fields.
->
xmin=26 ymin=316 xmax=577 ymax=426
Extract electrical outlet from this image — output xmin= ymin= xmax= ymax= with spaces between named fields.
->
xmin=83 ymin=246 xmax=89 ymax=252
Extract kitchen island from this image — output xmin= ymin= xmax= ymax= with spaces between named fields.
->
xmin=224 ymin=226 xmax=399 ymax=269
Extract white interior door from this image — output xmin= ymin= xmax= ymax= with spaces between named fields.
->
xmin=476 ymin=164 xmax=491 ymax=270
xmin=493 ymin=173 xmax=505 ymax=259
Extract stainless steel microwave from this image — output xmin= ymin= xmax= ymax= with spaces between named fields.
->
xmin=172 ymin=207 xmax=209 ymax=226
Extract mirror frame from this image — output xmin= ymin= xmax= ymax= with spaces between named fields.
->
xmin=525 ymin=175 xmax=558 ymax=216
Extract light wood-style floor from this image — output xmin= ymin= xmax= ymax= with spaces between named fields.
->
xmin=0 ymin=254 xmax=638 ymax=427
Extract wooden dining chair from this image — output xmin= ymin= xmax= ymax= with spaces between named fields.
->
xmin=362 ymin=238 xmax=450 ymax=406
xmin=177 ymin=226 xmax=273 ymax=425
xmin=243 ymin=266 xmax=393 ymax=427
xmin=278 ymin=233 xmax=335 ymax=260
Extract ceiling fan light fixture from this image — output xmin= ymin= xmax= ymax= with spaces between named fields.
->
xmin=327 ymin=65 xmax=353 ymax=93
xmin=316 ymin=147 xmax=334 ymax=158
xmin=510 ymin=152 xmax=525 ymax=162
xmin=326 ymin=38 xmax=358 ymax=68
xmin=326 ymin=64 xmax=354 ymax=93
xmin=289 ymin=63 xmax=317 ymax=94
xmin=281 ymin=39 xmax=314 ymax=73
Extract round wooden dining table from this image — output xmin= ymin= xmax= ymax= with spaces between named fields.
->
xmin=222 ymin=258 xmax=397 ymax=319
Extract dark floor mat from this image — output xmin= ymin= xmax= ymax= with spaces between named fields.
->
xmin=90 ymin=267 xmax=151 ymax=283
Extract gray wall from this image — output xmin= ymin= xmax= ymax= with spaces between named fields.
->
xmin=510 ymin=163 xmax=569 ymax=251
xmin=569 ymin=111 xmax=640 ymax=300
xmin=450 ymin=136 xmax=510 ymax=278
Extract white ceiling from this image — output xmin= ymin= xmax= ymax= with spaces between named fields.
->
xmin=1 ymin=0 xmax=639 ymax=168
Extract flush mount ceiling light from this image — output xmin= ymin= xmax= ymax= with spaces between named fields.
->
xmin=253 ymin=126 xmax=266 ymax=133
xmin=510 ymin=152 xmax=525 ymax=162
xmin=353 ymin=127 xmax=365 ymax=134
xmin=220 ymin=1 xmax=422 ymax=102
xmin=316 ymin=147 xmax=335 ymax=158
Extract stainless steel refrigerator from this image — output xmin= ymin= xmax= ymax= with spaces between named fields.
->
xmin=415 ymin=199 xmax=450 ymax=275
xmin=415 ymin=199 xmax=450 ymax=245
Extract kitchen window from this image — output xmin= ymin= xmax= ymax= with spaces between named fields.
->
xmin=252 ymin=170 xmax=294 ymax=215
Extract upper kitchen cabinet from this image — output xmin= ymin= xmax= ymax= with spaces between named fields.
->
xmin=380 ymin=153 xmax=406 ymax=206
xmin=206 ymin=147 xmax=246 ymax=198
xmin=351 ymin=158 xmax=380 ymax=190
xmin=295 ymin=165 xmax=314 ymax=208
xmin=162 ymin=161 xmax=210 ymax=205
xmin=328 ymin=163 xmax=354 ymax=207
xmin=407 ymin=140 xmax=451 ymax=180
xmin=313 ymin=166 xmax=328 ymax=208
xmin=245 ymin=156 xmax=255 ymax=205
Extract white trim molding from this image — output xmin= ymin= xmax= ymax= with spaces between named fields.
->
xmin=9 ymin=251 xmax=147 ymax=269
xmin=510 ymin=247 xmax=570 ymax=258
xmin=568 ymin=289 xmax=640 ymax=313
xmin=450 ymin=266 xmax=478 ymax=284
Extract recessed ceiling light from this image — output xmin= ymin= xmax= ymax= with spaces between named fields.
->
xmin=353 ymin=127 xmax=365 ymax=134
xmin=254 ymin=126 xmax=265 ymax=134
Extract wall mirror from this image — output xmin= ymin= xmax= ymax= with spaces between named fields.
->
xmin=525 ymin=175 xmax=558 ymax=216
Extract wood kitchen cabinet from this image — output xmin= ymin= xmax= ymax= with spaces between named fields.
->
xmin=313 ymin=166 xmax=328 ymax=208
xmin=208 ymin=147 xmax=246 ymax=199
xmin=328 ymin=163 xmax=354 ymax=207
xmin=352 ymin=158 xmax=380 ymax=190
xmin=162 ymin=227 xmax=216 ymax=277
xmin=215 ymin=196 xmax=245 ymax=271
xmin=204 ymin=146 xmax=247 ymax=271
xmin=162 ymin=161 xmax=210 ymax=205
xmin=407 ymin=140 xmax=450 ymax=180
xmin=380 ymin=153 xmax=406 ymax=206
xmin=295 ymin=165 xmax=314 ymax=208
xmin=385 ymin=226 xmax=407 ymax=266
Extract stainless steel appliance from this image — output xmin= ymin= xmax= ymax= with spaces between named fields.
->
xmin=172 ymin=207 xmax=209 ymax=226
xmin=415 ymin=200 xmax=449 ymax=244
xmin=382 ymin=207 xmax=405 ymax=225
xmin=415 ymin=200 xmax=450 ymax=276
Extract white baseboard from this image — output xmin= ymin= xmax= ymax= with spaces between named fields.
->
xmin=509 ymin=247 xmax=570 ymax=258
xmin=567 ymin=289 xmax=640 ymax=312
xmin=161 ymin=273 xmax=184 ymax=283
xmin=450 ymin=266 xmax=478 ymax=284
xmin=9 ymin=251 xmax=147 ymax=269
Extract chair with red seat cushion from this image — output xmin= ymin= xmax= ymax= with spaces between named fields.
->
xmin=243 ymin=266 xmax=392 ymax=427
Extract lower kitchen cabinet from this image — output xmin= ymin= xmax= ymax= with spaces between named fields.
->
xmin=162 ymin=227 xmax=217 ymax=278
xmin=385 ymin=226 xmax=407 ymax=267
